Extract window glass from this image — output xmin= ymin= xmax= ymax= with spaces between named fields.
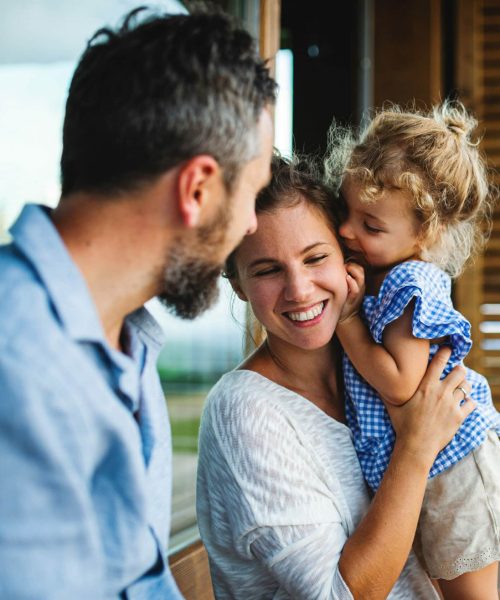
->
xmin=147 ymin=289 xmax=247 ymax=545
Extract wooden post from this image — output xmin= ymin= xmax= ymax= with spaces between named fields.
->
xmin=454 ymin=0 xmax=485 ymax=371
xmin=373 ymin=0 xmax=442 ymax=107
xmin=244 ymin=0 xmax=281 ymax=356
xmin=259 ymin=0 xmax=281 ymax=74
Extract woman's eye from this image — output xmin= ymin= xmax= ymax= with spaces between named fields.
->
xmin=254 ymin=267 xmax=279 ymax=277
xmin=306 ymin=254 xmax=328 ymax=264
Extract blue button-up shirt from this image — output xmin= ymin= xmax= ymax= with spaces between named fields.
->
xmin=0 ymin=204 xmax=183 ymax=599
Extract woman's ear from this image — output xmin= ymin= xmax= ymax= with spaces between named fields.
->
xmin=230 ymin=278 xmax=248 ymax=302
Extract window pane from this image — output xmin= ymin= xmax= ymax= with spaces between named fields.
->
xmin=147 ymin=285 xmax=247 ymax=542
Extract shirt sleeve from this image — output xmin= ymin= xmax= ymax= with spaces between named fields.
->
xmin=369 ymin=262 xmax=471 ymax=365
xmin=0 ymin=356 xmax=107 ymax=599
xmin=207 ymin=389 xmax=355 ymax=600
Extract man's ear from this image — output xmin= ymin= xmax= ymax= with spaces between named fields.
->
xmin=230 ymin=278 xmax=248 ymax=302
xmin=177 ymin=155 xmax=223 ymax=228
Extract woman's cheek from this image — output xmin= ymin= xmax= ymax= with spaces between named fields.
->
xmin=246 ymin=281 xmax=275 ymax=322
xmin=339 ymin=273 xmax=349 ymax=303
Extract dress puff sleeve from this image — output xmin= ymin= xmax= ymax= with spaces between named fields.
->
xmin=367 ymin=261 xmax=472 ymax=367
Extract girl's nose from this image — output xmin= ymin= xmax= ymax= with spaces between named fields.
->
xmin=284 ymin=268 xmax=314 ymax=303
xmin=338 ymin=219 xmax=355 ymax=240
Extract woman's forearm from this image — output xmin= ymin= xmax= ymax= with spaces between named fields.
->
xmin=338 ymin=440 xmax=432 ymax=599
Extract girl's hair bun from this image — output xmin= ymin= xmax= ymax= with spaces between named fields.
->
xmin=436 ymin=101 xmax=478 ymax=142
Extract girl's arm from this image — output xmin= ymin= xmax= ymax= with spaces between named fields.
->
xmin=339 ymin=349 xmax=474 ymax=598
xmin=336 ymin=263 xmax=430 ymax=405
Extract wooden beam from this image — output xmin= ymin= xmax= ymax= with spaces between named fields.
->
xmin=454 ymin=0 xmax=485 ymax=372
xmin=373 ymin=0 xmax=442 ymax=107
xmin=245 ymin=0 xmax=281 ymax=355
xmin=259 ymin=0 xmax=281 ymax=74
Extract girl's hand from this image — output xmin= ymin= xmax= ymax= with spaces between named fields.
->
xmin=339 ymin=262 xmax=365 ymax=324
xmin=385 ymin=347 xmax=475 ymax=467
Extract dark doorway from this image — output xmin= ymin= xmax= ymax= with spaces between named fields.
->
xmin=281 ymin=1 xmax=359 ymax=156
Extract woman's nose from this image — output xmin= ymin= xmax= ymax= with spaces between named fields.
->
xmin=284 ymin=269 xmax=314 ymax=302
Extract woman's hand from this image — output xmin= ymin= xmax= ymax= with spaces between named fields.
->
xmin=340 ymin=347 xmax=476 ymax=599
xmin=385 ymin=346 xmax=476 ymax=468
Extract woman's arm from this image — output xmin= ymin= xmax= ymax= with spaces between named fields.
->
xmin=336 ymin=263 xmax=430 ymax=405
xmin=338 ymin=348 xmax=474 ymax=598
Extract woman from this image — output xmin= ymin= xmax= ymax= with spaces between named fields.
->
xmin=196 ymin=156 xmax=474 ymax=599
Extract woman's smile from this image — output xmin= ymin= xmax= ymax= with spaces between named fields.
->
xmin=283 ymin=299 xmax=328 ymax=326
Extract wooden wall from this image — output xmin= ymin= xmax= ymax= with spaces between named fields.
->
xmin=373 ymin=0 xmax=442 ymax=108
xmin=471 ymin=0 xmax=500 ymax=407
xmin=454 ymin=0 xmax=500 ymax=408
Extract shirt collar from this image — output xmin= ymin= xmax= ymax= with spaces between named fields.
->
xmin=10 ymin=204 xmax=107 ymax=343
xmin=128 ymin=307 xmax=165 ymax=356
xmin=10 ymin=203 xmax=166 ymax=354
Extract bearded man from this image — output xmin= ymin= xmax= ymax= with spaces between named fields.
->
xmin=0 ymin=7 xmax=275 ymax=598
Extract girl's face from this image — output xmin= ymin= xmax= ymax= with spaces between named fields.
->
xmin=232 ymin=200 xmax=348 ymax=351
xmin=339 ymin=177 xmax=422 ymax=270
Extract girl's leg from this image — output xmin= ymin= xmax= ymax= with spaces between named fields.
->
xmin=438 ymin=562 xmax=499 ymax=600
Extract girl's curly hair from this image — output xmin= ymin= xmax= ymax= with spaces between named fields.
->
xmin=325 ymin=100 xmax=497 ymax=277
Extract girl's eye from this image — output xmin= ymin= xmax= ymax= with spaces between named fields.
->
xmin=364 ymin=222 xmax=382 ymax=234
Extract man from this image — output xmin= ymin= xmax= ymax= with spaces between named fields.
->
xmin=0 ymin=7 xmax=275 ymax=598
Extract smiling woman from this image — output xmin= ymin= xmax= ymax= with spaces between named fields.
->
xmin=232 ymin=202 xmax=347 ymax=352
xmin=196 ymin=154 xmax=474 ymax=600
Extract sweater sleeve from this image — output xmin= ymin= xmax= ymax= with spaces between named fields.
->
xmin=201 ymin=379 xmax=354 ymax=600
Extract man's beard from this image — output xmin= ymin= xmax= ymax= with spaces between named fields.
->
xmin=158 ymin=204 xmax=231 ymax=320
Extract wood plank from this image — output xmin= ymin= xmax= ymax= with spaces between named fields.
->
xmin=373 ymin=0 xmax=441 ymax=107
xmin=454 ymin=0 xmax=484 ymax=371
xmin=170 ymin=540 xmax=215 ymax=600
xmin=484 ymin=292 xmax=500 ymax=302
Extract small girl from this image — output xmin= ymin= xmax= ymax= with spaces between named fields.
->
xmin=331 ymin=102 xmax=500 ymax=598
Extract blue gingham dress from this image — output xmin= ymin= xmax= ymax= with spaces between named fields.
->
xmin=344 ymin=260 xmax=500 ymax=491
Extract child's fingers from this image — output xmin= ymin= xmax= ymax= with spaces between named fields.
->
xmin=345 ymin=262 xmax=365 ymax=286
xmin=346 ymin=272 xmax=360 ymax=296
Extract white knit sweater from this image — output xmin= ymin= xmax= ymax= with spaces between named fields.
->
xmin=196 ymin=369 xmax=438 ymax=599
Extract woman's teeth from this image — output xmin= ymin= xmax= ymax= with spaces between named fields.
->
xmin=287 ymin=302 xmax=324 ymax=322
